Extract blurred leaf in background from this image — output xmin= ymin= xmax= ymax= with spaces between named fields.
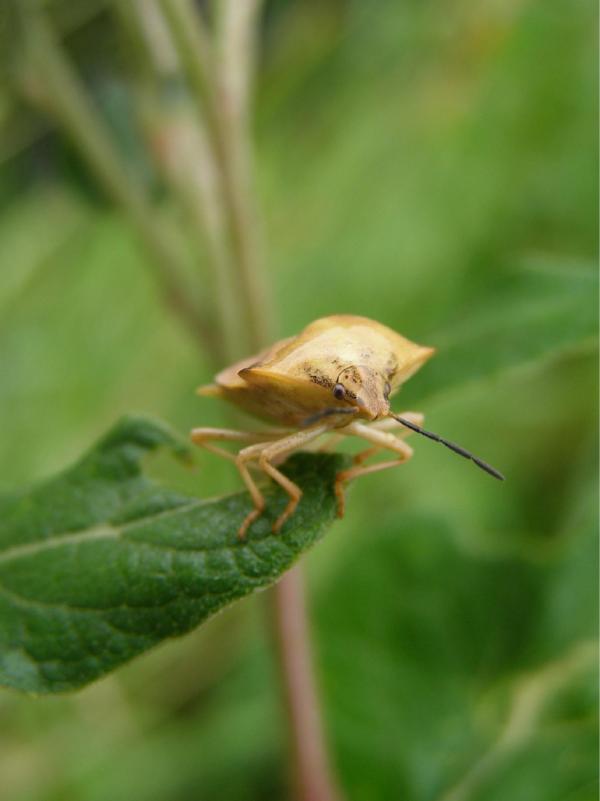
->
xmin=0 ymin=0 xmax=597 ymax=800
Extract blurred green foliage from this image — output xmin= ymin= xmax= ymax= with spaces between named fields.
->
xmin=0 ymin=1 xmax=597 ymax=800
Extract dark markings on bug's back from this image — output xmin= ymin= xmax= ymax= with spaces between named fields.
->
xmin=303 ymin=361 xmax=335 ymax=388
xmin=308 ymin=373 xmax=334 ymax=389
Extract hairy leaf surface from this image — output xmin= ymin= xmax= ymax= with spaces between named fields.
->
xmin=0 ymin=417 xmax=346 ymax=693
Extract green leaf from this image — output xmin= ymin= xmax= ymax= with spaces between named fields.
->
xmin=314 ymin=442 xmax=598 ymax=801
xmin=0 ymin=416 xmax=347 ymax=694
xmin=404 ymin=261 xmax=598 ymax=405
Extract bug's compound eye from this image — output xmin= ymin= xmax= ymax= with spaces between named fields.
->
xmin=333 ymin=383 xmax=346 ymax=401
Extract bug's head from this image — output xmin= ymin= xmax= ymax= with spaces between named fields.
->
xmin=332 ymin=365 xmax=391 ymax=420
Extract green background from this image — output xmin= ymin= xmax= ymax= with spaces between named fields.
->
xmin=0 ymin=1 xmax=597 ymax=800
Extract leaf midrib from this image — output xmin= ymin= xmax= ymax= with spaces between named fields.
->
xmin=0 ymin=497 xmax=208 ymax=565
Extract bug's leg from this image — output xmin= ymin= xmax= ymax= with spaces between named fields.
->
xmin=234 ymin=442 xmax=272 ymax=539
xmin=233 ymin=432 xmax=315 ymax=539
xmin=346 ymin=412 xmax=424 ymax=467
xmin=314 ymin=431 xmax=345 ymax=452
xmin=334 ymin=422 xmax=415 ymax=517
xmin=316 ymin=412 xmax=424 ymax=458
xmin=260 ymin=461 xmax=302 ymax=534
xmin=312 ymin=412 xmax=424 ymax=456
xmin=253 ymin=425 xmax=331 ymax=533
xmin=191 ymin=427 xmax=289 ymax=475
xmin=335 ymin=456 xmax=413 ymax=518
xmin=235 ymin=428 xmax=326 ymax=539
xmin=352 ymin=411 xmax=424 ymax=463
xmin=352 ymin=445 xmax=381 ymax=465
xmin=367 ymin=411 xmax=424 ymax=434
xmin=191 ymin=428 xmax=278 ymax=538
xmin=191 ymin=427 xmax=288 ymax=450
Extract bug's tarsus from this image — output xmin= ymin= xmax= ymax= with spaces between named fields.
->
xmin=391 ymin=414 xmax=505 ymax=481
xmin=302 ymin=407 xmax=358 ymax=427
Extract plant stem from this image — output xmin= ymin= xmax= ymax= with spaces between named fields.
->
xmin=173 ymin=4 xmax=342 ymax=798
xmin=21 ymin=10 xmax=221 ymax=361
xmin=158 ymin=0 xmax=271 ymax=351
xmin=213 ymin=0 xmax=271 ymax=350
xmin=113 ymin=0 xmax=244 ymax=359
xmin=23 ymin=5 xmax=343 ymax=799
xmin=270 ymin=566 xmax=343 ymax=801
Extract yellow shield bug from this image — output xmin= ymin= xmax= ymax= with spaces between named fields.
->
xmin=192 ymin=315 xmax=504 ymax=538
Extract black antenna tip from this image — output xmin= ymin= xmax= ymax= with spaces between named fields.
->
xmin=392 ymin=414 xmax=505 ymax=482
xmin=474 ymin=459 xmax=505 ymax=481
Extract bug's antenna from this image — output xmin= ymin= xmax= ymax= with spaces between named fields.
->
xmin=302 ymin=407 xmax=358 ymax=427
xmin=390 ymin=413 xmax=505 ymax=480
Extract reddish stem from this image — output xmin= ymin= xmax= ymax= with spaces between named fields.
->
xmin=270 ymin=566 xmax=343 ymax=801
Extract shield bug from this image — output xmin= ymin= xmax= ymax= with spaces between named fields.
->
xmin=191 ymin=315 xmax=504 ymax=538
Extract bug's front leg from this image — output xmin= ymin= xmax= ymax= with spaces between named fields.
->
xmin=234 ymin=443 xmax=271 ymax=539
xmin=345 ymin=411 xmax=424 ymax=466
xmin=190 ymin=426 xmax=288 ymax=457
xmin=316 ymin=411 xmax=424 ymax=458
xmin=238 ymin=424 xmax=330 ymax=537
xmin=358 ymin=410 xmax=424 ymax=438
xmin=333 ymin=413 xmax=424 ymax=517
xmin=190 ymin=427 xmax=281 ymax=538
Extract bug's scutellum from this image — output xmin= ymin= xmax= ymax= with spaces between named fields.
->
xmin=191 ymin=315 xmax=504 ymax=538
